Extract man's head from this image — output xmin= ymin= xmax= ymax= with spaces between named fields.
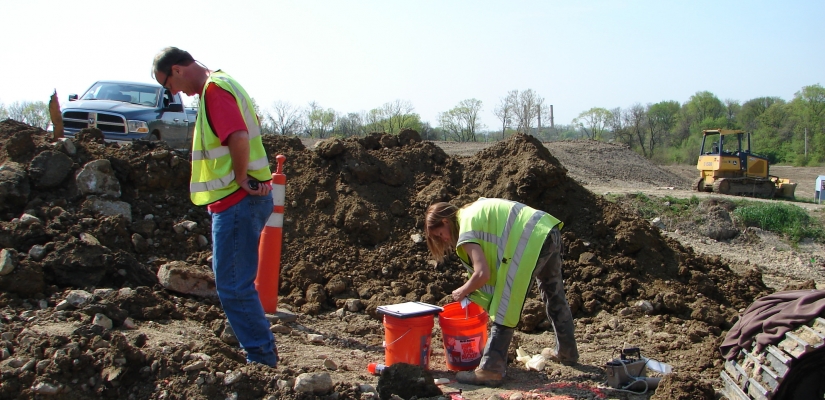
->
xmin=151 ymin=47 xmax=198 ymax=95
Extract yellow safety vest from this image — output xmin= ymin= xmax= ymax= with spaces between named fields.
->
xmin=190 ymin=70 xmax=271 ymax=205
xmin=456 ymin=198 xmax=563 ymax=327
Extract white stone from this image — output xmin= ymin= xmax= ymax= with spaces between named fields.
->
xmin=182 ymin=360 xmax=207 ymax=372
xmin=223 ymin=370 xmax=243 ymax=385
xmin=122 ymin=318 xmax=137 ymax=330
xmin=59 ymin=137 xmax=77 ymax=155
xmin=80 ymin=233 xmax=101 ymax=246
xmin=66 ymin=290 xmax=94 ymax=308
xmin=0 ymin=249 xmax=15 ymax=276
xmin=55 ymin=300 xmax=70 ymax=311
xmin=293 ymin=372 xmax=333 ymax=394
xmin=20 ymin=213 xmax=41 ymax=225
xmin=92 ymin=313 xmax=113 ymax=330
xmin=181 ymin=221 xmax=198 ymax=231
xmin=31 ymin=382 xmax=60 ymax=395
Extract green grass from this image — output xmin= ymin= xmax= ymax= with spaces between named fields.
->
xmin=605 ymin=193 xmax=701 ymax=220
xmin=732 ymin=202 xmax=825 ymax=243
xmin=606 ymin=192 xmax=825 ymax=244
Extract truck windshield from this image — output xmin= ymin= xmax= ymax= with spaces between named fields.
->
xmin=81 ymin=82 xmax=161 ymax=106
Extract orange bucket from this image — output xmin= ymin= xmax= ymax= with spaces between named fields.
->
xmin=438 ymin=301 xmax=488 ymax=371
xmin=382 ymin=314 xmax=435 ymax=369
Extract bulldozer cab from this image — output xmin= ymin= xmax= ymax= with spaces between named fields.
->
xmin=697 ymin=129 xmax=769 ymax=180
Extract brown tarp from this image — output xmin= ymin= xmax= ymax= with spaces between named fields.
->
xmin=719 ymin=289 xmax=825 ymax=360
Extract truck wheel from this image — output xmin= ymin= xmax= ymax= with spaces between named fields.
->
xmin=146 ymin=132 xmax=160 ymax=141
xmin=775 ymin=345 xmax=825 ymax=399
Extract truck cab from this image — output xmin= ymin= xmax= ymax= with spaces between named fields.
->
xmin=62 ymin=80 xmax=197 ymax=149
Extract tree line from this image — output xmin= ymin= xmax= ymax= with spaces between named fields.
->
xmin=4 ymin=83 xmax=823 ymax=165
xmin=569 ymin=84 xmax=825 ymax=166
xmin=0 ymin=100 xmax=50 ymax=130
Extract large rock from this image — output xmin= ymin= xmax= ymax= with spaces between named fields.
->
xmin=76 ymin=159 xmax=121 ymax=197
xmin=293 ymin=372 xmax=333 ymax=395
xmin=28 ymin=151 xmax=73 ymax=188
xmin=0 ymin=162 xmax=30 ymax=213
xmin=81 ymin=196 xmax=132 ymax=223
xmin=157 ymin=261 xmax=218 ymax=298
xmin=0 ymin=249 xmax=16 ymax=275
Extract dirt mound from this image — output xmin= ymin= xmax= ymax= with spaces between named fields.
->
xmin=544 ymin=140 xmax=692 ymax=189
xmin=0 ymin=119 xmax=772 ymax=399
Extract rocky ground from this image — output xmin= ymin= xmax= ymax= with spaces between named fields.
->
xmin=0 ymin=121 xmax=822 ymax=400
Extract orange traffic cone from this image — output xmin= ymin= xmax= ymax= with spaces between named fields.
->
xmin=256 ymin=154 xmax=286 ymax=313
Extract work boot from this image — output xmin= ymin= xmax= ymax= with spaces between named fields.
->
xmin=455 ymin=368 xmax=503 ymax=387
xmin=541 ymin=348 xmax=577 ymax=366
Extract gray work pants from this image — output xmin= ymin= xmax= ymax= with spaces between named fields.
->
xmin=478 ymin=227 xmax=579 ymax=375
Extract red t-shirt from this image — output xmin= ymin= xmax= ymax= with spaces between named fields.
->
xmin=204 ymin=83 xmax=248 ymax=213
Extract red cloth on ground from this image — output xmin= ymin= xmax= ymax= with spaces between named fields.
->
xmin=719 ymin=289 xmax=825 ymax=360
xmin=203 ymin=83 xmax=248 ymax=213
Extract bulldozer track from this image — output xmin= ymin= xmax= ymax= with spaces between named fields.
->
xmin=712 ymin=177 xmax=776 ymax=199
xmin=721 ymin=317 xmax=825 ymax=399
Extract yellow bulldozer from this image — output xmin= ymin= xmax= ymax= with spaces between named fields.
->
xmin=695 ymin=129 xmax=797 ymax=199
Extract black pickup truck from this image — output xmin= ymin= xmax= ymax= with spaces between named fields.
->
xmin=62 ymin=81 xmax=197 ymax=149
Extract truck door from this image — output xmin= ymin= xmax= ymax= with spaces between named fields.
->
xmin=159 ymin=90 xmax=189 ymax=149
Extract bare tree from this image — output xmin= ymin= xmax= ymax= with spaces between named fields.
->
xmin=0 ymin=101 xmax=8 ymax=120
xmin=513 ymin=89 xmax=543 ymax=134
xmin=646 ymin=100 xmax=680 ymax=158
xmin=382 ymin=100 xmax=416 ymax=134
xmin=6 ymin=101 xmax=25 ymax=122
xmin=624 ymin=103 xmax=647 ymax=157
xmin=6 ymin=101 xmax=49 ymax=129
xmin=335 ymin=112 xmax=365 ymax=137
xmin=269 ymin=101 xmax=304 ymax=136
xmin=437 ymin=98 xmax=484 ymax=142
xmin=306 ymin=101 xmax=336 ymax=138
xmin=572 ymin=107 xmax=611 ymax=140
xmin=364 ymin=108 xmax=385 ymax=133
xmin=494 ymin=90 xmax=518 ymax=140
xmin=608 ymin=107 xmax=632 ymax=147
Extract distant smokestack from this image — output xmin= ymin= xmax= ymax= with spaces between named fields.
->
xmin=550 ymin=105 xmax=555 ymax=129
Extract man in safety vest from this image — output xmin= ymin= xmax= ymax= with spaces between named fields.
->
xmin=152 ymin=47 xmax=278 ymax=367
xmin=425 ymin=198 xmax=579 ymax=386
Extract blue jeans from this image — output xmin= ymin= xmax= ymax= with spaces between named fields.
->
xmin=210 ymin=194 xmax=278 ymax=366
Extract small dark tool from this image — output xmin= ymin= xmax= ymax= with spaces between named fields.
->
xmin=247 ymin=179 xmax=259 ymax=190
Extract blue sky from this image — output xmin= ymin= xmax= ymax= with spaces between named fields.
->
xmin=2 ymin=0 xmax=822 ymax=129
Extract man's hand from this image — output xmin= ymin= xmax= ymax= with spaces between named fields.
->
xmin=239 ymin=176 xmax=271 ymax=196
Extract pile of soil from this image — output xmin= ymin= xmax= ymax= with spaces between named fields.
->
xmin=0 ymin=119 xmax=772 ymax=399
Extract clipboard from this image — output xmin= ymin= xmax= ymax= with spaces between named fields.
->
xmin=376 ymin=301 xmax=443 ymax=318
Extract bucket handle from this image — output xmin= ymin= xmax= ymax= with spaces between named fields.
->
xmin=384 ymin=328 xmax=412 ymax=347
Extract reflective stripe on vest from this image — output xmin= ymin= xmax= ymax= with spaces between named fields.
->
xmin=189 ymin=71 xmax=271 ymax=205
xmin=457 ymin=198 xmax=562 ymax=327
xmin=189 ymin=156 xmax=271 ymax=193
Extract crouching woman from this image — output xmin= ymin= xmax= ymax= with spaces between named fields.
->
xmin=424 ymin=198 xmax=579 ymax=386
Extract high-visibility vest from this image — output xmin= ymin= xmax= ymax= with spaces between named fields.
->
xmin=456 ymin=198 xmax=563 ymax=327
xmin=190 ymin=70 xmax=271 ymax=206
